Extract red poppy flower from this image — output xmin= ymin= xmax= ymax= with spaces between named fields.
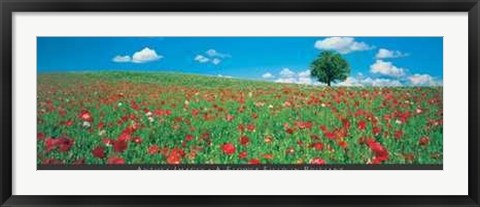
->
xmin=312 ymin=142 xmax=324 ymax=151
xmin=147 ymin=145 xmax=159 ymax=154
xmin=44 ymin=136 xmax=74 ymax=152
xmin=42 ymin=158 xmax=63 ymax=165
xmin=201 ymin=132 xmax=210 ymax=139
xmin=191 ymin=109 xmax=200 ymax=116
xmin=246 ymin=124 xmax=256 ymax=132
xmin=37 ymin=132 xmax=45 ymax=140
xmin=174 ymin=117 xmax=183 ymax=123
xmin=372 ymin=127 xmax=381 ymax=136
xmin=285 ymin=147 xmax=295 ymax=154
xmin=57 ymin=137 xmax=74 ymax=152
xmin=102 ymin=138 xmax=114 ymax=146
xmin=398 ymin=111 xmax=411 ymax=123
xmin=64 ymin=120 xmax=73 ymax=127
xmin=79 ymin=110 xmax=93 ymax=122
xmin=118 ymin=130 xmax=132 ymax=142
xmin=113 ymin=140 xmax=128 ymax=153
xmin=132 ymin=136 xmax=142 ymax=144
xmin=58 ymin=109 xmax=67 ymax=116
xmin=337 ymin=141 xmax=348 ymax=149
xmin=221 ymin=143 xmax=236 ymax=155
xmin=263 ymin=154 xmax=273 ymax=160
xmin=394 ymin=130 xmax=403 ymax=140
xmin=72 ymin=159 xmax=85 ymax=165
xmin=185 ymin=134 xmax=194 ymax=142
xmin=310 ymin=157 xmax=326 ymax=165
xmin=320 ymin=125 xmax=327 ymax=132
xmin=92 ymin=146 xmax=105 ymax=158
xmin=249 ymin=158 xmax=260 ymax=164
xmin=170 ymin=148 xmax=185 ymax=157
xmin=237 ymin=124 xmax=245 ymax=132
xmin=283 ymin=101 xmax=292 ymax=107
xmin=358 ymin=120 xmax=367 ymax=130
xmin=324 ymin=131 xmax=336 ymax=139
xmin=285 ymin=128 xmax=295 ymax=134
xmin=154 ymin=109 xmax=172 ymax=116
xmin=97 ymin=122 xmax=105 ymax=130
xmin=239 ymin=135 xmax=250 ymax=146
xmin=226 ymin=114 xmax=234 ymax=122
xmin=295 ymin=121 xmax=313 ymax=130
xmin=238 ymin=151 xmax=247 ymax=159
xmin=403 ymin=153 xmax=415 ymax=162
xmin=419 ymin=137 xmax=430 ymax=146
xmin=166 ymin=154 xmax=182 ymax=164
xmin=366 ymin=139 xmax=389 ymax=163
xmin=166 ymin=148 xmax=185 ymax=164
xmin=342 ymin=119 xmax=350 ymax=129
xmin=107 ymin=156 xmax=125 ymax=164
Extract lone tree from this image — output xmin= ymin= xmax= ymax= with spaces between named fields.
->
xmin=310 ymin=51 xmax=350 ymax=86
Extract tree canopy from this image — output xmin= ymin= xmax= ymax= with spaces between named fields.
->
xmin=310 ymin=51 xmax=350 ymax=86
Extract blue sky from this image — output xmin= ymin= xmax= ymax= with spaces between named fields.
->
xmin=37 ymin=37 xmax=443 ymax=86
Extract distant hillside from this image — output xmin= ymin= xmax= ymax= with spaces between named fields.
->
xmin=38 ymin=71 xmax=324 ymax=90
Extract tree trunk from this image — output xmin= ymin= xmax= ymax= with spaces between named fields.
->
xmin=327 ymin=81 xmax=331 ymax=86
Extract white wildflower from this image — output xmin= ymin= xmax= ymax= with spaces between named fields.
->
xmin=82 ymin=121 xmax=91 ymax=128
xmin=98 ymin=130 xmax=106 ymax=136
xmin=416 ymin=108 xmax=423 ymax=114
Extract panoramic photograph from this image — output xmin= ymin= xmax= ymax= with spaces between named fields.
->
xmin=36 ymin=37 xmax=443 ymax=169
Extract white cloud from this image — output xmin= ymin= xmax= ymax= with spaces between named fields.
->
xmin=363 ymin=78 xmax=403 ymax=87
xmin=408 ymin=74 xmax=442 ymax=86
xmin=262 ymin=72 xmax=275 ymax=79
xmin=212 ymin=58 xmax=221 ymax=65
xmin=335 ymin=77 xmax=365 ymax=87
xmin=298 ymin=70 xmax=311 ymax=78
xmin=336 ymin=77 xmax=402 ymax=87
xmin=297 ymin=70 xmax=312 ymax=84
xmin=265 ymin=67 xmax=442 ymax=87
xmin=275 ymin=68 xmax=315 ymax=85
xmin=206 ymin=49 xmax=230 ymax=58
xmin=279 ymin=68 xmax=296 ymax=79
xmin=112 ymin=47 xmax=162 ymax=63
xmin=376 ymin=48 xmax=409 ymax=59
xmin=314 ymin=37 xmax=373 ymax=54
xmin=370 ymin=60 xmax=405 ymax=77
xmin=217 ymin=74 xmax=233 ymax=79
xmin=131 ymin=47 xmax=162 ymax=63
xmin=194 ymin=55 xmax=209 ymax=63
xmin=335 ymin=73 xmax=442 ymax=87
xmin=195 ymin=49 xmax=229 ymax=65
xmin=112 ymin=55 xmax=131 ymax=63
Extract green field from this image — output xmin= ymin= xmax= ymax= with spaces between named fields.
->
xmin=37 ymin=72 xmax=443 ymax=165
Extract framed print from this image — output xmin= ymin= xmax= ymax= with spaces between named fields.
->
xmin=1 ymin=0 xmax=479 ymax=206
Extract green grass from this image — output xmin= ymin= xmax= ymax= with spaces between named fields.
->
xmin=37 ymin=71 xmax=443 ymax=165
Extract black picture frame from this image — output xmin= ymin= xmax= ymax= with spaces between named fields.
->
xmin=1 ymin=0 xmax=479 ymax=206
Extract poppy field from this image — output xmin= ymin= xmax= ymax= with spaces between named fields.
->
xmin=37 ymin=72 xmax=443 ymax=166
